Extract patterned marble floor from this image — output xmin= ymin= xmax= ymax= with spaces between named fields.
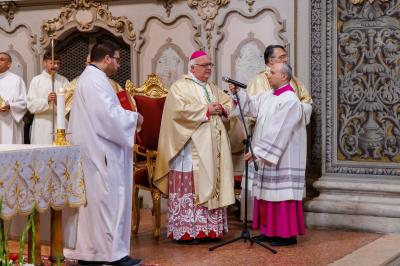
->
xmin=131 ymin=209 xmax=381 ymax=266
xmin=9 ymin=208 xmax=381 ymax=265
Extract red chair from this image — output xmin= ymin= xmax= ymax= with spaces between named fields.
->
xmin=126 ymin=74 xmax=168 ymax=239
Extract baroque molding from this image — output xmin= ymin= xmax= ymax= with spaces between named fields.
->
xmin=40 ymin=0 xmax=135 ymax=48
xmin=187 ymin=0 xmax=230 ymax=51
xmin=246 ymin=0 xmax=255 ymax=13
xmin=0 ymin=1 xmax=17 ymax=25
xmin=137 ymin=14 xmax=201 ymax=52
xmin=0 ymin=24 xmax=38 ymax=54
xmin=215 ymin=7 xmax=287 ymax=50
xmin=161 ymin=0 xmax=175 ymax=17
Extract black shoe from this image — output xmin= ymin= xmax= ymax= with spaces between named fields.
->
xmin=177 ymin=238 xmax=202 ymax=245
xmin=78 ymin=260 xmax=106 ymax=266
xmin=106 ymin=256 xmax=142 ymax=266
xmin=270 ymin=236 xmax=297 ymax=246
xmin=199 ymin=237 xmax=221 ymax=243
xmin=252 ymin=234 xmax=275 ymax=243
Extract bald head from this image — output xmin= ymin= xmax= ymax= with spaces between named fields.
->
xmin=267 ymin=62 xmax=292 ymax=89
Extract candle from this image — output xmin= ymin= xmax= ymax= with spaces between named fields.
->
xmin=56 ymin=88 xmax=65 ymax=130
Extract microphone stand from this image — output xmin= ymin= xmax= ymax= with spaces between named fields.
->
xmin=209 ymin=89 xmax=276 ymax=254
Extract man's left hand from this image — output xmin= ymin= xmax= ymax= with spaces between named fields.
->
xmin=244 ymin=152 xmax=254 ymax=161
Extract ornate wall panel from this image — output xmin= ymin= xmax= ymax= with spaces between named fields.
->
xmin=321 ymin=0 xmax=400 ymax=177
xmin=337 ymin=0 xmax=400 ymax=163
xmin=231 ymin=32 xmax=265 ymax=85
xmin=152 ymin=38 xmax=187 ymax=88
xmin=216 ymin=7 xmax=288 ymax=90
xmin=138 ymin=15 xmax=200 ymax=85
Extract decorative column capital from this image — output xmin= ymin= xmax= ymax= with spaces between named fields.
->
xmin=187 ymin=0 xmax=230 ymax=50
xmin=0 ymin=1 xmax=17 ymax=25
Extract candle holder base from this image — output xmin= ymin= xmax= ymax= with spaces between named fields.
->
xmin=53 ymin=129 xmax=69 ymax=146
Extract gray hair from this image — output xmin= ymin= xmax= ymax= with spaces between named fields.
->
xmin=188 ymin=58 xmax=196 ymax=73
xmin=279 ymin=63 xmax=292 ymax=81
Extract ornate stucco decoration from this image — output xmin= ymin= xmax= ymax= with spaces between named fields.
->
xmin=337 ymin=0 xmax=400 ymax=162
xmin=0 ymin=1 xmax=17 ymax=25
xmin=351 ymin=0 xmax=389 ymax=4
xmin=162 ymin=0 xmax=175 ymax=17
xmin=187 ymin=0 xmax=230 ymax=50
xmin=40 ymin=0 xmax=135 ymax=48
xmin=246 ymin=0 xmax=255 ymax=12
xmin=215 ymin=7 xmax=287 ymax=51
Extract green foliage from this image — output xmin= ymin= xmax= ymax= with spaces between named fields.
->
xmin=18 ymin=209 xmax=36 ymax=265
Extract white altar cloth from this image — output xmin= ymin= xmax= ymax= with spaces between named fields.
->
xmin=0 ymin=144 xmax=86 ymax=219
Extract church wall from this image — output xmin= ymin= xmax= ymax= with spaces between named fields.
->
xmin=1 ymin=0 xmax=311 ymax=90
xmin=0 ymin=0 xmax=312 ymax=210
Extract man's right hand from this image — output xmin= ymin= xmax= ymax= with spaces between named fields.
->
xmin=228 ymin=83 xmax=240 ymax=95
xmin=207 ymin=102 xmax=223 ymax=116
xmin=48 ymin=92 xmax=57 ymax=103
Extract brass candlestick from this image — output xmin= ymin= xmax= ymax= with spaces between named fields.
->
xmin=53 ymin=129 xmax=69 ymax=146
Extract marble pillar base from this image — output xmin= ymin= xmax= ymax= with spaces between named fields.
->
xmin=305 ymin=176 xmax=400 ymax=234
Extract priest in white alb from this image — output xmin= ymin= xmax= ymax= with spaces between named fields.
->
xmin=0 ymin=52 xmax=27 ymax=144
xmin=64 ymin=54 xmax=126 ymax=118
xmin=230 ymin=62 xmax=307 ymax=246
xmin=154 ymin=50 xmax=235 ymax=243
xmin=240 ymin=44 xmax=313 ymax=222
xmin=64 ymin=41 xmax=143 ymax=266
xmin=27 ymin=52 xmax=69 ymax=144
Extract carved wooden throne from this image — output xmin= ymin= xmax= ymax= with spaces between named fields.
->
xmin=126 ymin=74 xmax=168 ymax=239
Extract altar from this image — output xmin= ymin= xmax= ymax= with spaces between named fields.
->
xmin=0 ymin=144 xmax=86 ymax=264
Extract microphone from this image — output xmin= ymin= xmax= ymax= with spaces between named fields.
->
xmin=222 ymin=76 xmax=247 ymax=89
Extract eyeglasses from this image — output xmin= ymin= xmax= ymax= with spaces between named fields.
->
xmin=195 ymin=63 xmax=214 ymax=68
xmin=272 ymin=54 xmax=288 ymax=61
xmin=110 ymin=56 xmax=121 ymax=64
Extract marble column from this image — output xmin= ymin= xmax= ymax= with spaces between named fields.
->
xmin=306 ymin=0 xmax=400 ymax=234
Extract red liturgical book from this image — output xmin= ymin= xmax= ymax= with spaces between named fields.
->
xmin=117 ymin=90 xmax=135 ymax=111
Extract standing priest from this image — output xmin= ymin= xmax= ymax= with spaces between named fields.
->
xmin=230 ymin=62 xmax=307 ymax=246
xmin=154 ymin=50 xmax=235 ymax=243
xmin=0 ymin=52 xmax=27 ymax=144
xmin=64 ymin=41 xmax=143 ymax=265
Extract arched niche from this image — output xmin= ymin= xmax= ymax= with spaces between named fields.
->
xmin=151 ymin=38 xmax=188 ymax=88
xmin=6 ymin=45 xmax=27 ymax=83
xmin=231 ymin=32 xmax=265 ymax=85
xmin=215 ymin=7 xmax=288 ymax=87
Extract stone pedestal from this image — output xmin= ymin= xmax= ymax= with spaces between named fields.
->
xmin=305 ymin=176 xmax=400 ymax=233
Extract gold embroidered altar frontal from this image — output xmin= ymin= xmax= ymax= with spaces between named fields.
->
xmin=0 ymin=145 xmax=86 ymax=219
